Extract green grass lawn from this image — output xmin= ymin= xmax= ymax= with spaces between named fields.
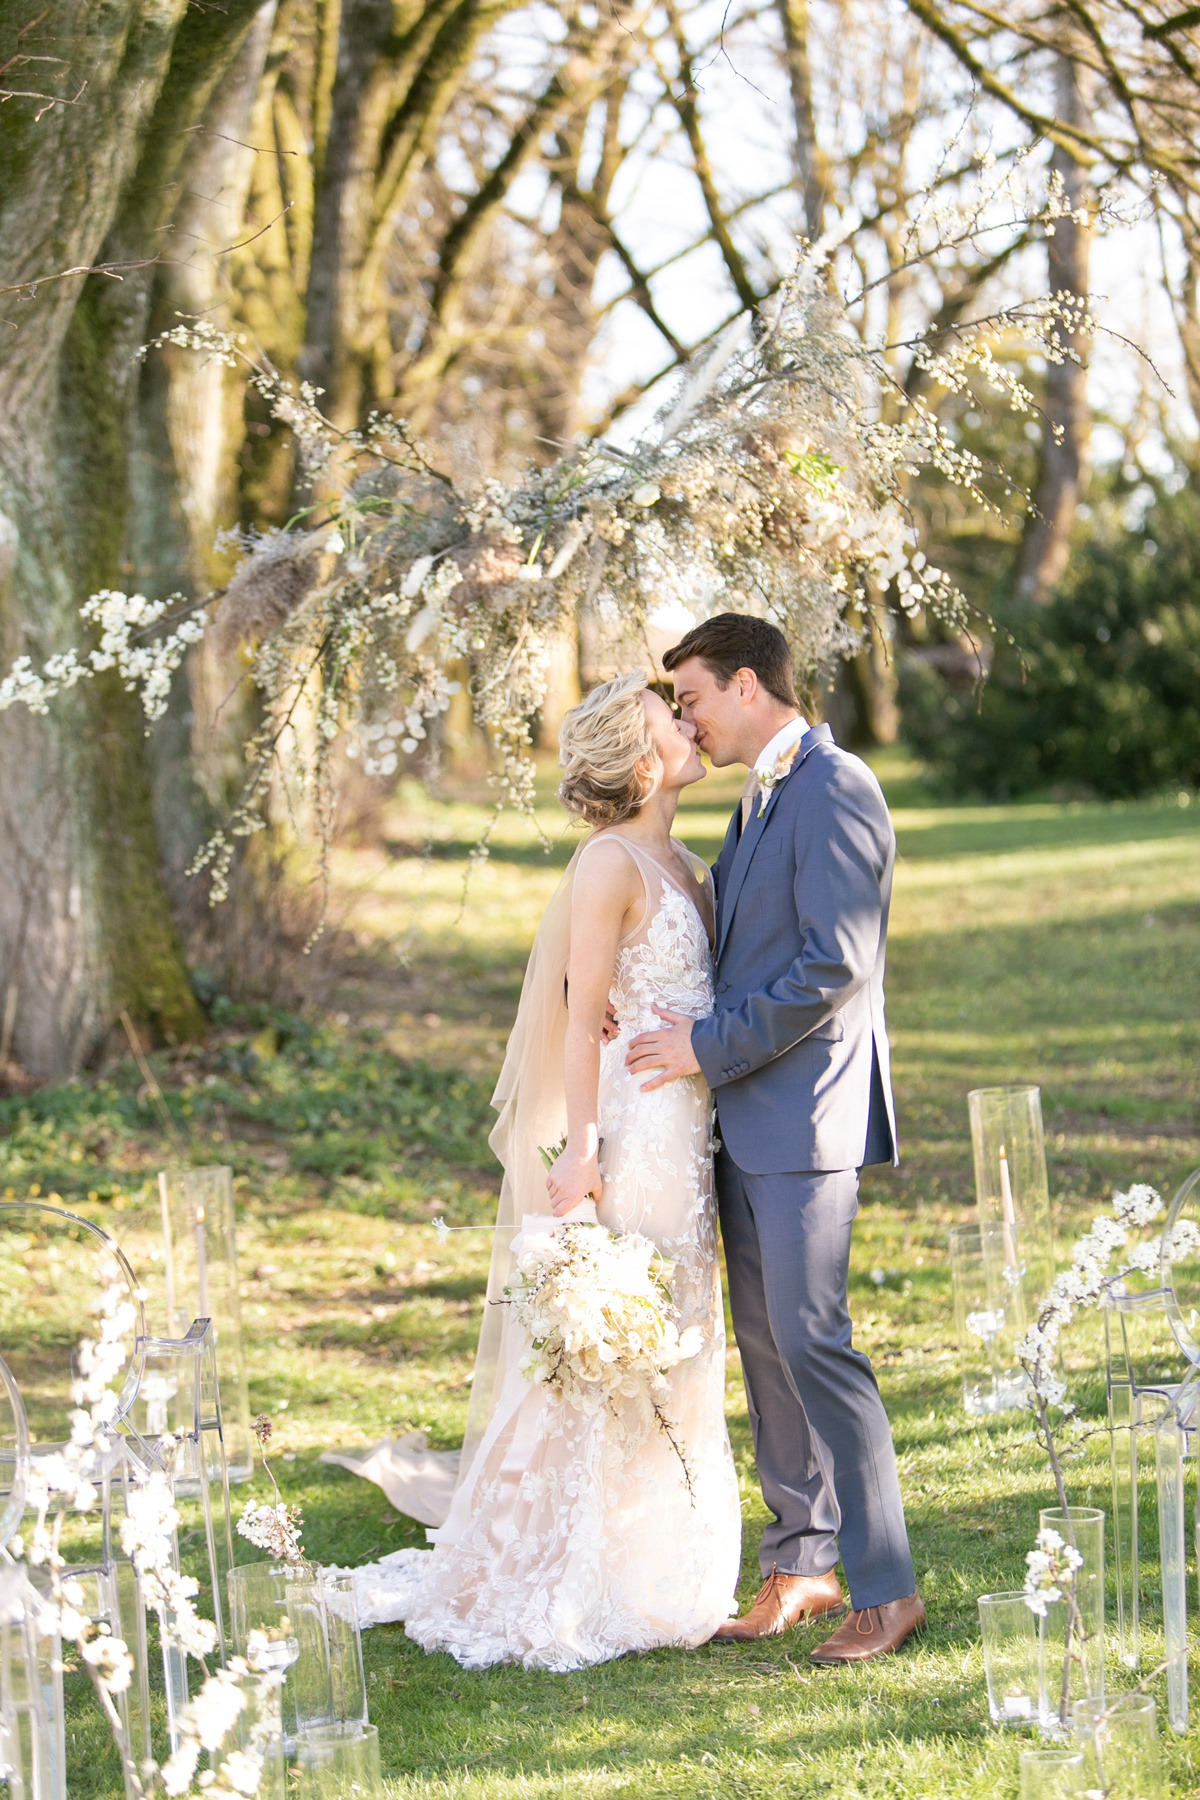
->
xmin=3 ymin=752 xmax=1200 ymax=1796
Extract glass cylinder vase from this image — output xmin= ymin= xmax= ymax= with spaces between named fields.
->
xmin=229 ymin=1564 xmax=326 ymax=1752
xmin=1071 ymin=1693 xmax=1162 ymax=1800
xmin=968 ymin=1085 xmax=1056 ymax=1307
xmin=1019 ymin=1748 xmax=1086 ymax=1799
xmin=292 ymin=1723 xmax=383 ymax=1799
xmin=950 ymin=1223 xmax=1028 ymax=1416
xmin=158 ymin=1166 xmax=252 ymax=1480
xmin=318 ymin=1571 xmax=367 ymax=1730
xmin=198 ymin=1671 xmax=285 ymax=1800
xmin=228 ymin=1564 xmax=367 ymax=1751
xmin=1038 ymin=1506 xmax=1105 ymax=1731
xmin=978 ymin=1590 xmax=1040 ymax=1724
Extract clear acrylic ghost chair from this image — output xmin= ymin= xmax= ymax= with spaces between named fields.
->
xmin=0 ymin=1200 xmax=234 ymax=1639
xmin=0 ymin=1562 xmax=66 ymax=1800
xmin=1151 ymin=1166 xmax=1200 ymax=1732
xmin=0 ymin=1353 xmax=61 ymax=1800
xmin=0 ymin=1346 xmax=30 ymax=1555
xmin=0 ymin=1203 xmax=234 ymax=1761
xmin=0 ymin=1205 xmax=170 ymax=1776
xmin=0 ymin=1202 xmax=146 ymax=1450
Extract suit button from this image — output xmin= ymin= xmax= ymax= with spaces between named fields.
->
xmin=717 ymin=981 xmax=729 ymax=993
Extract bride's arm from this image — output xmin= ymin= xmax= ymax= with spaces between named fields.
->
xmin=546 ymin=841 xmax=640 ymax=1216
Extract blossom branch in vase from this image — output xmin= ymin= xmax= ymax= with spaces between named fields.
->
xmin=237 ymin=1413 xmax=306 ymax=1568
xmin=1013 ymin=1182 xmax=1194 ymax=1728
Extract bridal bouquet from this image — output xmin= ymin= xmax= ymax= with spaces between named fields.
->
xmin=505 ymin=1220 xmax=702 ymax=1490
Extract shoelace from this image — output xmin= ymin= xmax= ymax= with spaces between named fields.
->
xmin=753 ymin=1567 xmax=781 ymax=1607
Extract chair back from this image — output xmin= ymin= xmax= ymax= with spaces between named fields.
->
xmin=1161 ymin=1166 xmax=1200 ymax=1367
xmin=0 ymin=1349 xmax=30 ymax=1551
xmin=0 ymin=1202 xmax=145 ymax=1449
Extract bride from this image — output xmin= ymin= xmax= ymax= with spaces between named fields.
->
xmin=378 ymin=671 xmax=741 ymax=1671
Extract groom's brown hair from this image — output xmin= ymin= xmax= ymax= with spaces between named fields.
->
xmin=662 ymin=612 xmax=800 ymax=709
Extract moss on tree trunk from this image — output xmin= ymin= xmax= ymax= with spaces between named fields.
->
xmin=61 ymin=287 xmax=207 ymax=1049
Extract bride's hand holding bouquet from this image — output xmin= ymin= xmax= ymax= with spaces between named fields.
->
xmin=544 ymin=1129 xmax=603 ymax=1217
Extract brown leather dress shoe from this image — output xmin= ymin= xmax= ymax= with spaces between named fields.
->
xmin=809 ymin=1591 xmax=926 ymax=1663
xmin=712 ymin=1567 xmax=845 ymax=1641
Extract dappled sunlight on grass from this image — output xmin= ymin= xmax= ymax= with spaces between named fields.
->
xmin=3 ymin=751 xmax=1199 ymax=1794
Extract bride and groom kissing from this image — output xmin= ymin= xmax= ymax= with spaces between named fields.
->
xmin=391 ymin=610 xmax=924 ymax=1672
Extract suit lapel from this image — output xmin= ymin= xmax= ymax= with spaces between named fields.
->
xmin=714 ymin=724 xmax=832 ymax=963
xmin=713 ymin=806 xmax=740 ymax=944
xmin=716 ymin=800 xmax=768 ymax=961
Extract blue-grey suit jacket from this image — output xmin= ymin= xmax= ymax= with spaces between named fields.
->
xmin=691 ymin=724 xmax=899 ymax=1176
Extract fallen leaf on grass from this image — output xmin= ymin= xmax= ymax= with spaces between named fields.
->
xmin=568 ymin=1696 xmax=589 ymax=1711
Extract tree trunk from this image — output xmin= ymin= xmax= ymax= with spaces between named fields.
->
xmin=821 ymin=606 xmax=900 ymax=750
xmin=776 ymin=0 xmax=827 ymax=239
xmin=1014 ymin=51 xmax=1092 ymax=605
xmin=131 ymin=5 xmax=278 ymax=918
xmin=302 ymin=0 xmax=500 ymax=433
xmin=0 ymin=0 xmax=262 ymax=1077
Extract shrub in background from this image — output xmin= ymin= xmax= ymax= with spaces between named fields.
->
xmin=901 ymin=475 xmax=1200 ymax=798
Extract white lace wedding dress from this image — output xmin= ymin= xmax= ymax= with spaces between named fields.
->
xmin=347 ymin=834 xmax=741 ymax=1671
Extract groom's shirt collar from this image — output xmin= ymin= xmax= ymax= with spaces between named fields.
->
xmin=753 ymin=715 xmax=809 ymax=783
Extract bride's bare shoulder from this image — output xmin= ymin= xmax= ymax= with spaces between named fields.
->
xmin=575 ymin=831 xmax=644 ymax=888
xmin=571 ymin=833 xmax=645 ymax=933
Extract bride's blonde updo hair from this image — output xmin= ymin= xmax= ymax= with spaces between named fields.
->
xmin=557 ymin=671 xmax=661 ymax=828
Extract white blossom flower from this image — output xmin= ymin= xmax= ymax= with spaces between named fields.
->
xmin=1024 ymin=1526 xmax=1084 ymax=1616
xmin=160 ymin=1737 xmax=202 ymax=1796
xmin=218 ymin=1748 xmax=262 ymax=1795
xmin=237 ymin=1498 xmax=304 ymax=1565
xmin=1113 ymin=1184 xmax=1163 ymax=1227
xmin=81 ymin=1628 xmax=134 ymax=1695
xmin=184 ymin=1669 xmax=248 ymax=1752
xmin=1163 ymin=1219 xmax=1200 ymax=1263
xmin=323 ymin=531 xmax=345 ymax=555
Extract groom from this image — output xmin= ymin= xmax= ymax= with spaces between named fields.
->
xmin=626 ymin=613 xmax=923 ymax=1662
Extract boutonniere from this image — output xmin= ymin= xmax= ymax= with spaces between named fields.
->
xmin=756 ymin=743 xmax=801 ymax=814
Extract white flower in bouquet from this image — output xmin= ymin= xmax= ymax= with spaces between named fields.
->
xmin=504 ymin=1220 xmax=702 ymax=1490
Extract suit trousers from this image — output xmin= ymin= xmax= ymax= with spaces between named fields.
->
xmin=717 ymin=1148 xmax=916 ymax=1610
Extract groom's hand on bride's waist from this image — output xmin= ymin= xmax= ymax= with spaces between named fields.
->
xmin=625 ymin=1005 xmax=702 ymax=1089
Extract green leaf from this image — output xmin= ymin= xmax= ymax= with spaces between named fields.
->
xmin=783 ymin=449 xmax=844 ymax=498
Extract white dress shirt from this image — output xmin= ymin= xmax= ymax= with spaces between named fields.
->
xmin=740 ymin=715 xmax=810 ymax=829
xmin=753 ymin=715 xmax=809 ymax=783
